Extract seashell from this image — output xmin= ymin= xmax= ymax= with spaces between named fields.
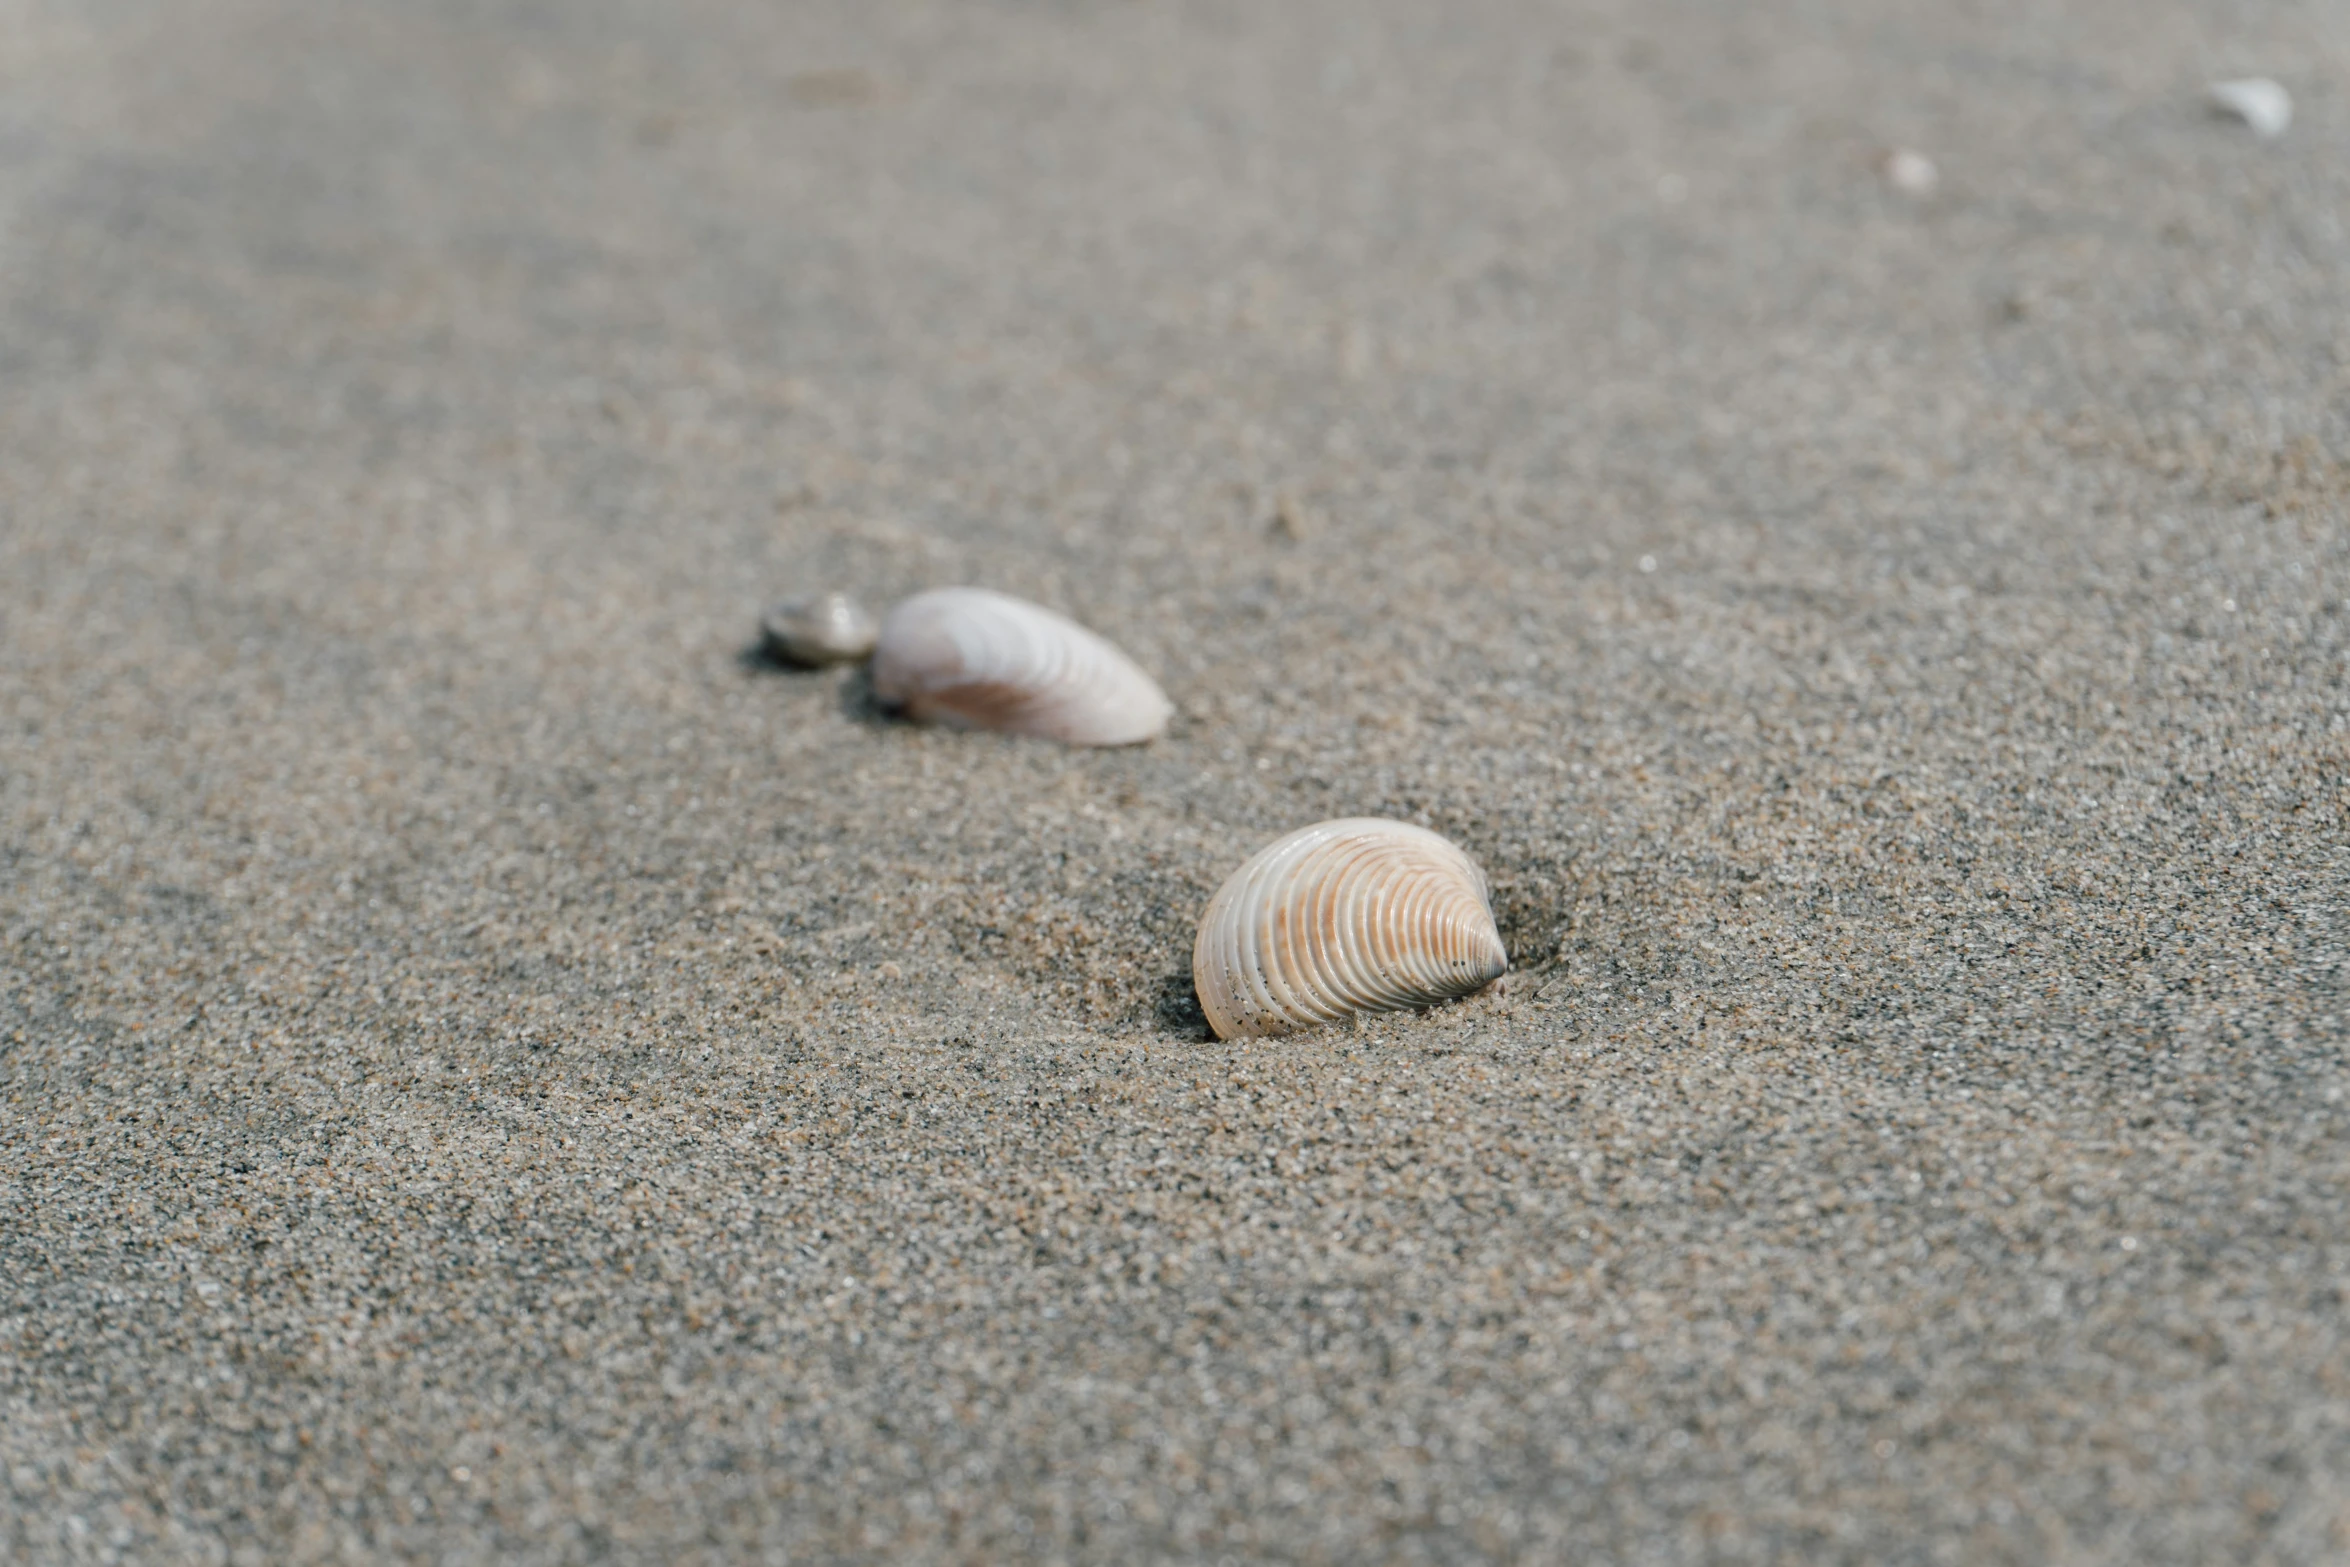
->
xmin=2207 ymin=77 xmax=2291 ymax=139
xmin=870 ymin=587 xmax=1171 ymax=745
xmin=1192 ymin=818 xmax=1507 ymax=1039
xmin=762 ymin=592 xmax=879 ymax=666
xmin=1881 ymin=147 xmax=1939 ymax=197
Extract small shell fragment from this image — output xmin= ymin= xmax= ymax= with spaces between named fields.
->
xmin=1882 ymin=148 xmax=1939 ymax=197
xmin=1271 ymin=490 xmax=1315 ymax=542
xmin=870 ymin=587 xmax=1171 ymax=746
xmin=1192 ymin=818 xmax=1507 ymax=1040
xmin=2207 ymin=78 xmax=2290 ymax=139
xmin=761 ymin=592 xmax=879 ymax=667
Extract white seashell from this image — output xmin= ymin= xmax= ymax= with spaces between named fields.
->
xmin=1192 ymin=818 xmax=1507 ymax=1039
xmin=1882 ymin=148 xmax=1939 ymax=196
xmin=2208 ymin=78 xmax=2290 ymax=139
xmin=870 ymin=587 xmax=1171 ymax=745
xmin=762 ymin=591 xmax=878 ymax=666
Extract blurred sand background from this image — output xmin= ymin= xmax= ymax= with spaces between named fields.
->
xmin=3 ymin=0 xmax=2347 ymax=1561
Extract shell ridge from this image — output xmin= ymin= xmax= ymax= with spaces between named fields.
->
xmin=1263 ymin=832 xmax=1345 ymax=1028
xmin=1299 ymin=844 xmax=1357 ymax=1024
xmin=1367 ymin=835 xmax=1457 ymax=1010
xmin=1376 ymin=863 xmax=1431 ymax=1004
xmin=1341 ymin=838 xmax=1416 ymax=1013
xmin=1231 ymin=825 xmax=1342 ymax=1034
xmin=1384 ymin=863 xmax=1452 ymax=1008
xmin=1304 ymin=829 xmax=1375 ymax=1016
xmin=1219 ymin=841 xmax=1294 ymax=1035
xmin=1294 ymin=845 xmax=1359 ymax=1025
xmin=1001 ymin=602 xmax=1061 ymax=732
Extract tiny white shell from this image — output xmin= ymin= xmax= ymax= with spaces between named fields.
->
xmin=2208 ymin=77 xmax=2291 ymax=139
xmin=1192 ymin=818 xmax=1507 ymax=1040
xmin=870 ymin=587 xmax=1171 ymax=746
xmin=1882 ymin=148 xmax=1939 ymax=196
xmin=762 ymin=592 xmax=878 ymax=666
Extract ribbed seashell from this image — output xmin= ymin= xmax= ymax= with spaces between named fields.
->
xmin=1192 ymin=818 xmax=1507 ymax=1039
xmin=761 ymin=592 xmax=878 ymax=666
xmin=870 ymin=587 xmax=1171 ymax=746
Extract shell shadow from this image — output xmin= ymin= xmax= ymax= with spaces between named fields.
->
xmin=1154 ymin=970 xmax=1211 ymax=1038
xmin=734 ymin=640 xmax=902 ymax=729
xmin=835 ymin=663 xmax=899 ymax=727
xmin=738 ymin=637 xmax=824 ymax=675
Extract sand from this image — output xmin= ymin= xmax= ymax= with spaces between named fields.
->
xmin=3 ymin=0 xmax=2346 ymax=1561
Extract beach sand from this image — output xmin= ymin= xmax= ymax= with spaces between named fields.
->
xmin=3 ymin=1 xmax=2346 ymax=1560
